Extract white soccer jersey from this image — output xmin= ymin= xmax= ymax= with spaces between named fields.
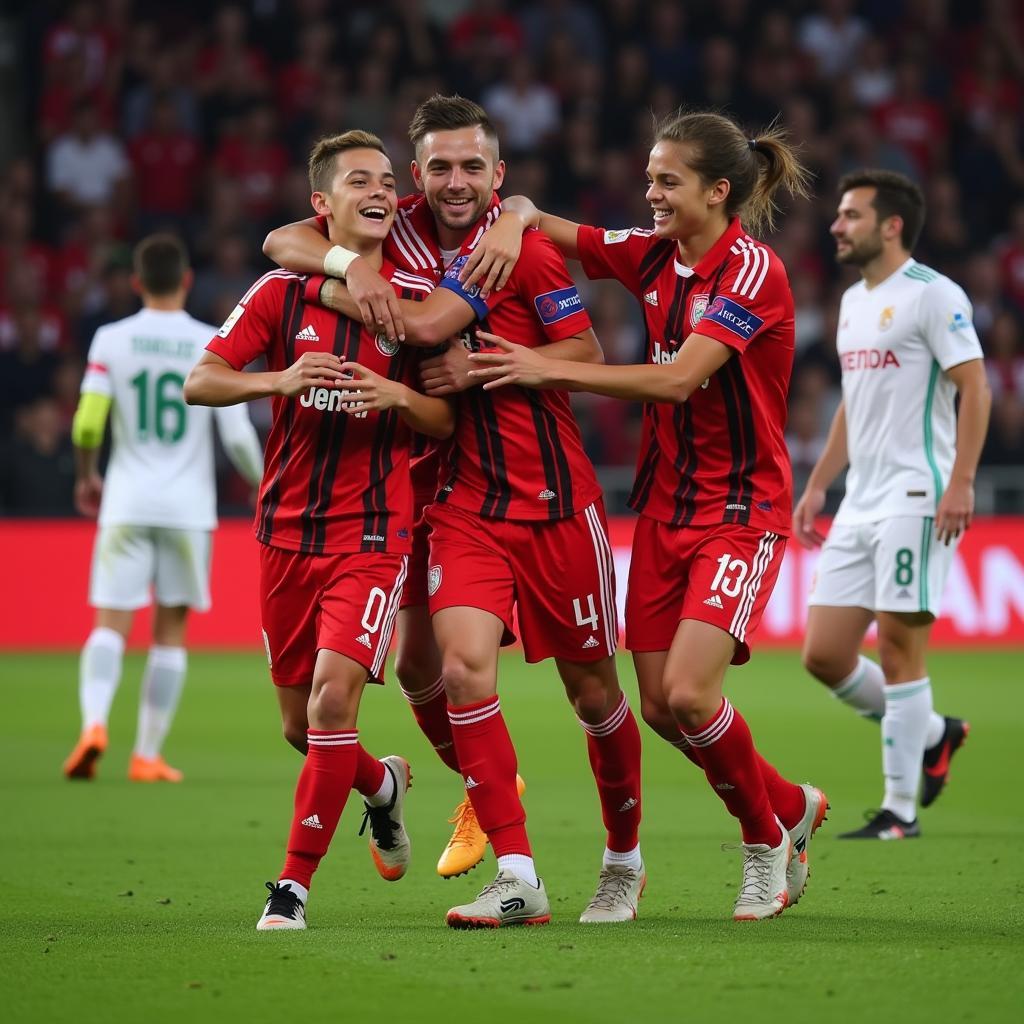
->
xmin=833 ymin=259 xmax=984 ymax=525
xmin=81 ymin=308 xmax=262 ymax=530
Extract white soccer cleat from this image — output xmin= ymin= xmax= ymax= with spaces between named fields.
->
xmin=446 ymin=869 xmax=551 ymax=928
xmin=579 ymin=864 xmax=646 ymax=923
xmin=786 ymin=784 xmax=829 ymax=907
xmin=732 ymin=827 xmax=792 ymax=922
xmin=256 ymin=882 xmax=306 ymax=931
xmin=360 ymin=755 xmax=412 ymax=881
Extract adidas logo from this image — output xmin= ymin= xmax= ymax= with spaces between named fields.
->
xmin=703 ymin=594 xmax=724 ymax=609
xmin=897 ymin=588 xmax=911 ymax=598
xmin=295 ymin=324 xmax=320 ymax=342
xmin=644 ymin=290 xmax=659 ymax=306
xmin=464 ymin=775 xmax=480 ymax=789
xmin=538 ymin=489 xmax=557 ymax=501
xmin=715 ymin=782 xmax=735 ymax=791
xmin=301 ymin=813 xmax=323 ymax=829
xmin=356 ymin=632 xmax=372 ymax=649
xmin=582 ymin=636 xmax=600 ymax=649
xmin=618 ymin=797 xmax=638 ymax=812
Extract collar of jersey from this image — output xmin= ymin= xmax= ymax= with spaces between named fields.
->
xmin=674 ymin=216 xmax=745 ymax=280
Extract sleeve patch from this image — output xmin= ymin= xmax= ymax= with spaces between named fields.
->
xmin=217 ymin=303 xmax=245 ymax=338
xmin=603 ymin=229 xmax=633 ymax=244
xmin=534 ymin=286 xmax=584 ymax=325
xmin=947 ymin=310 xmax=973 ymax=333
xmin=701 ymin=296 xmax=764 ymax=340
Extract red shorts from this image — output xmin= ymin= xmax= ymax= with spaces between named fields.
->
xmin=424 ymin=501 xmax=617 ymax=664
xmin=625 ymin=518 xmax=785 ymax=665
xmin=400 ymin=452 xmax=441 ymax=610
xmin=259 ymin=544 xmax=408 ymax=687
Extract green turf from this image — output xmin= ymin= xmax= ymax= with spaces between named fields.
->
xmin=2 ymin=650 xmax=1021 ymax=1024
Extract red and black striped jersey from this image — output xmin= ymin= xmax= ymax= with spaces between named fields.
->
xmin=435 ymin=229 xmax=603 ymax=521
xmin=206 ymin=262 xmax=434 ymax=555
xmin=577 ymin=218 xmax=794 ymax=536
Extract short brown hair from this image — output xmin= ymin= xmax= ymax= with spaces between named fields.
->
xmin=134 ymin=234 xmax=188 ymax=295
xmin=838 ymin=169 xmax=926 ymax=250
xmin=654 ymin=109 xmax=811 ymax=236
xmin=408 ymin=94 xmax=499 ymax=161
xmin=308 ymin=130 xmax=388 ymax=192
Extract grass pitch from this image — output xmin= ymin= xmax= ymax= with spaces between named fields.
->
xmin=2 ymin=649 xmax=1021 ymax=1024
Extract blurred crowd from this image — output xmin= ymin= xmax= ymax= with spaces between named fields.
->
xmin=2 ymin=0 xmax=1023 ymax=516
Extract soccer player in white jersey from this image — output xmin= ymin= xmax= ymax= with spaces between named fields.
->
xmin=793 ymin=171 xmax=991 ymax=839
xmin=63 ymin=234 xmax=263 ymax=783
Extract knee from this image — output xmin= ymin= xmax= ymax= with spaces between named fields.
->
xmin=639 ymin=694 xmax=678 ymax=743
xmin=282 ymin=723 xmax=307 ymax=754
xmin=566 ymin=672 xmax=620 ymax=724
xmin=442 ymin=654 xmax=489 ymax=706
xmin=308 ymin=679 xmax=359 ymax=726
xmin=394 ymin=649 xmax=430 ymax=694
xmin=802 ymin=644 xmax=845 ymax=685
xmin=664 ymin=680 xmax=716 ymax=732
xmin=876 ymin=637 xmax=909 ymax=681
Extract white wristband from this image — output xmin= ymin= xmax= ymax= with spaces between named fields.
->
xmin=323 ymin=245 xmax=359 ymax=279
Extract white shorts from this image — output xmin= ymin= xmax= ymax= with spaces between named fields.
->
xmin=89 ymin=525 xmax=212 ymax=612
xmin=808 ymin=516 xmax=955 ymax=618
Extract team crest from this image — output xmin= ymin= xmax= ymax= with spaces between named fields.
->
xmin=690 ymin=294 xmax=710 ymax=328
xmin=375 ymin=332 xmax=400 ymax=356
xmin=878 ymin=306 xmax=895 ymax=332
xmin=427 ymin=565 xmax=442 ymax=596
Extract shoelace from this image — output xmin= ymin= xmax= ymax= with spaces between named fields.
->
xmin=736 ymin=848 xmax=774 ymax=903
xmin=475 ymin=875 xmax=520 ymax=900
xmin=264 ymin=881 xmax=301 ymax=919
xmin=446 ymin=798 xmax=480 ymax=849
xmin=586 ymin=870 xmax=636 ymax=911
xmin=359 ymin=803 xmax=399 ymax=851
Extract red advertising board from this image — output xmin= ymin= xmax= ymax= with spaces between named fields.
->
xmin=1 ymin=517 xmax=1022 ymax=649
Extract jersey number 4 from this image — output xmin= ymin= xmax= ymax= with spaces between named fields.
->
xmin=130 ymin=370 xmax=187 ymax=442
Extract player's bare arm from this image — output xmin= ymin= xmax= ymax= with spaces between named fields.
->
xmin=793 ymin=401 xmax=850 ymax=549
xmin=70 ymin=391 xmax=110 ymax=517
xmin=935 ymin=358 xmax=991 ymax=545
xmin=469 ymin=329 xmax=728 ymax=403
xmin=184 ymin=350 xmax=346 ymax=407
xmin=263 ymin=225 xmax=405 ymax=341
xmin=338 ymin=360 xmax=454 ymax=439
xmin=460 ymin=196 xmax=581 ymax=293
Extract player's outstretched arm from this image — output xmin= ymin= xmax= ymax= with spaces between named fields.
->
xmin=318 ymin=278 xmax=474 ymax=348
xmin=468 ymin=330 xmax=728 ymax=403
xmin=184 ymin=351 xmax=347 ymax=407
xmin=264 ymin=219 xmax=405 ymax=344
xmin=936 ymin=359 xmax=991 ymax=544
xmin=793 ymin=401 xmax=849 ymax=549
xmin=460 ymin=196 xmax=583 ymax=295
xmin=212 ymin=403 xmax=264 ymax=487
xmin=338 ymin=361 xmax=454 ymax=439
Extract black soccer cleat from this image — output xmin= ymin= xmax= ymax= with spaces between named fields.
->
xmin=256 ymin=881 xmax=306 ymax=930
xmin=838 ymin=809 xmax=921 ymax=840
xmin=921 ymin=717 xmax=970 ymax=808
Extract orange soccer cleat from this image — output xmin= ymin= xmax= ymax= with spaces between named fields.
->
xmin=437 ymin=774 xmax=526 ymax=879
xmin=63 ymin=724 xmax=108 ymax=780
xmin=128 ymin=754 xmax=184 ymax=783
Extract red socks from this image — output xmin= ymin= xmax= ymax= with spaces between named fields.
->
xmin=279 ymin=729 xmax=359 ymax=888
xmin=402 ymin=676 xmax=461 ymax=774
xmin=447 ymin=696 xmax=530 ymax=857
xmin=352 ymin=743 xmax=386 ymax=796
xmin=673 ymin=732 xmax=806 ymax=831
xmin=578 ymin=692 xmax=643 ymax=852
xmin=681 ymin=699 xmax=782 ymax=847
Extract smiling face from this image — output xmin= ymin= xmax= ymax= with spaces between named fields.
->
xmin=311 ymin=147 xmax=397 ymax=250
xmin=645 ymin=139 xmax=728 ymax=241
xmin=411 ymin=126 xmax=505 ymax=240
xmin=831 ymin=186 xmax=889 ymax=266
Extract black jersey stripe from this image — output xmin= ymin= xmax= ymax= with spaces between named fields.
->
xmin=435 ymin=436 xmax=460 ymax=504
xmin=639 ymin=240 xmax=675 ymax=289
xmin=300 ymin=316 xmax=360 ymax=554
xmin=628 ymin=403 xmax=661 ymax=512
xmin=360 ymin=346 xmax=409 ymax=551
xmin=525 ymin=390 xmax=575 ymax=518
xmin=719 ymin=358 xmax=756 ymax=525
xmin=257 ymin=282 xmax=304 ymax=546
xmin=717 ymin=358 xmax=750 ymax=525
xmin=669 ymin=402 xmax=699 ymax=525
xmin=468 ymin=387 xmax=512 ymax=517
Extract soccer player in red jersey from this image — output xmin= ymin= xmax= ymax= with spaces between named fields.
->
xmin=465 ymin=111 xmax=830 ymax=921
xmin=183 ymin=131 xmax=455 ymax=931
xmin=270 ymin=97 xmax=645 ymax=927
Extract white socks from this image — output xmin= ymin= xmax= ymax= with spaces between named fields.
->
xmin=603 ymin=844 xmax=643 ymax=872
xmin=134 ymin=646 xmax=187 ymax=759
xmin=882 ymin=677 xmax=934 ymax=822
xmin=79 ymin=627 xmax=125 ymax=728
xmin=278 ymin=878 xmax=308 ymax=904
xmin=364 ymin=764 xmax=396 ymax=807
xmin=832 ymin=655 xmax=885 ymax=721
xmin=497 ymin=854 xmax=538 ymax=887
